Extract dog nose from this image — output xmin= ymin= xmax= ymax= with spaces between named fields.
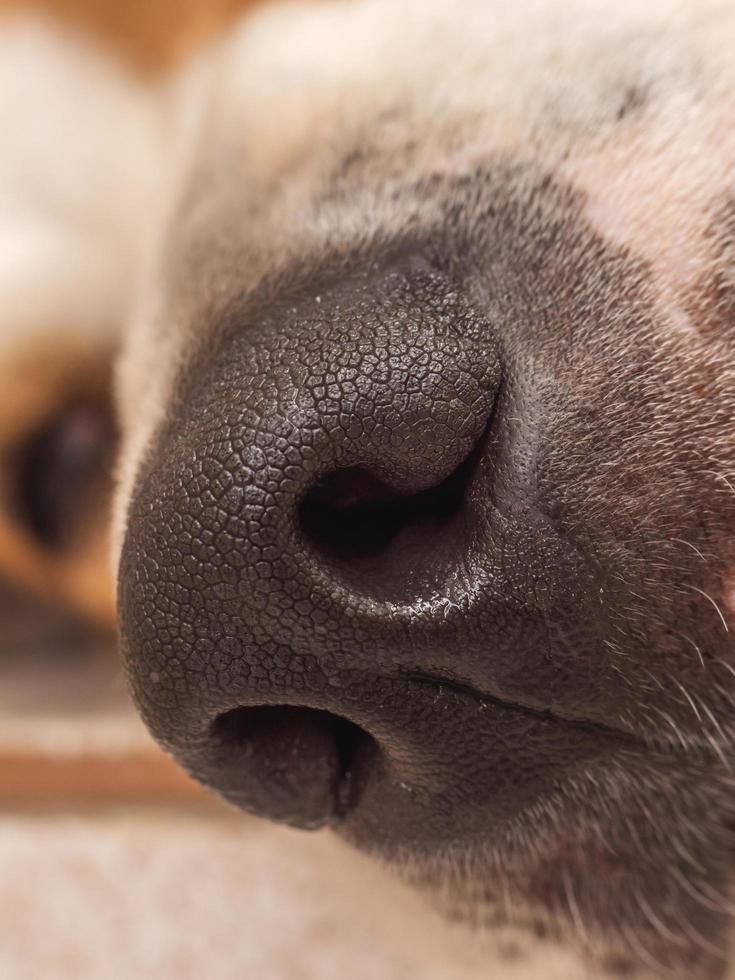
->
xmin=119 ymin=261 xmax=503 ymax=828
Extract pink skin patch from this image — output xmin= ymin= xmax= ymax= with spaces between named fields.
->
xmin=563 ymin=118 xmax=735 ymax=656
xmin=561 ymin=111 xmax=735 ymax=341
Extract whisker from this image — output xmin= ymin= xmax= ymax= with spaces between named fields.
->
xmin=674 ymin=630 xmax=706 ymax=667
xmin=618 ymin=921 xmax=673 ymax=978
xmin=669 ymin=864 xmax=735 ymax=915
xmin=672 ymin=680 xmax=701 ymax=722
xmin=686 ymin=584 xmax=730 ymax=633
xmin=714 ymin=472 xmax=735 ymax=496
xmin=635 ymin=892 xmax=687 ymax=948
xmin=669 ymin=538 xmax=707 ymax=562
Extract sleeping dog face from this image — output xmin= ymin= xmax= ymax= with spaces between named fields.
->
xmin=116 ymin=1 xmax=735 ymax=975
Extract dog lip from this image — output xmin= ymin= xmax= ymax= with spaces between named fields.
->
xmin=399 ymin=669 xmax=644 ymax=748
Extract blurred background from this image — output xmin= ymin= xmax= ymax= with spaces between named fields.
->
xmin=0 ymin=2 xmax=450 ymax=976
xmin=0 ymin=0 xmax=254 ymax=811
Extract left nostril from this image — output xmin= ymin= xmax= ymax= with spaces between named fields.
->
xmin=299 ymin=467 xmax=416 ymax=559
xmin=299 ymin=455 xmax=475 ymax=563
xmin=208 ymin=705 xmax=370 ymax=828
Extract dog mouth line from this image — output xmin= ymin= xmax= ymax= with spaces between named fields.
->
xmin=400 ymin=671 xmax=735 ymax=767
xmin=328 ymin=669 xmax=647 ymax=824
xmin=399 ymin=668 xmax=644 ymax=748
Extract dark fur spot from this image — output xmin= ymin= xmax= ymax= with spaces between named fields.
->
xmin=615 ymin=84 xmax=648 ymax=122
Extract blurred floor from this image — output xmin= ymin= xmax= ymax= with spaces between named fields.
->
xmin=0 ymin=811 xmax=493 ymax=980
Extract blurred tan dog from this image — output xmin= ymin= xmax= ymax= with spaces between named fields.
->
xmin=0 ymin=11 xmax=148 ymax=629
xmin=0 ymin=1 xmax=255 ymax=634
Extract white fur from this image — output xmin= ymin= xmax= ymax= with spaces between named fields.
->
xmin=0 ymin=18 xmax=168 ymax=360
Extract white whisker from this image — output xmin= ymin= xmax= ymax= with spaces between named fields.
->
xmin=714 ymin=658 xmax=735 ymax=682
xmin=686 ymin=584 xmax=730 ymax=633
xmin=714 ymin=472 xmax=735 ymax=496
xmin=672 ymin=680 xmax=702 ymax=722
xmin=675 ymin=630 xmax=706 ymax=667
xmin=670 ymin=538 xmax=707 ymax=562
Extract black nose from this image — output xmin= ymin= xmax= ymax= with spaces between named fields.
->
xmin=119 ymin=258 xmax=506 ymax=829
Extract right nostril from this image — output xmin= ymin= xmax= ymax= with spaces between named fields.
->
xmin=208 ymin=705 xmax=371 ymax=827
xmin=299 ymin=460 xmax=474 ymax=563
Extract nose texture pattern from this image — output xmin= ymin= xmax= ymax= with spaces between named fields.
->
xmin=120 ymin=257 xmax=596 ymax=835
xmin=120 ymin=259 xmax=511 ymax=825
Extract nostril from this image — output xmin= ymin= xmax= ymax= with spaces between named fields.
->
xmin=299 ymin=467 xmax=417 ymax=559
xmin=209 ymin=705 xmax=372 ymax=827
xmin=299 ymin=450 xmax=480 ymax=564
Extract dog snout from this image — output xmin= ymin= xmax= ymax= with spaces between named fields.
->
xmin=119 ymin=259 xmax=516 ymax=828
